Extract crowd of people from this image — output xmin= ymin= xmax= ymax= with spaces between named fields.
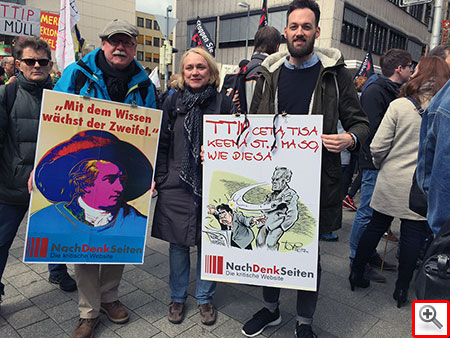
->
xmin=0 ymin=0 xmax=448 ymax=337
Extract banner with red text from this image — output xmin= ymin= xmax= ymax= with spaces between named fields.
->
xmin=0 ymin=1 xmax=40 ymax=37
xmin=40 ymin=12 xmax=59 ymax=50
xmin=201 ymin=114 xmax=322 ymax=291
xmin=24 ymin=90 xmax=162 ymax=264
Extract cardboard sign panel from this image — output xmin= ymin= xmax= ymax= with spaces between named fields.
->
xmin=201 ymin=114 xmax=322 ymax=291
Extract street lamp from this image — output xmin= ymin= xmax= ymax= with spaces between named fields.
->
xmin=238 ymin=1 xmax=250 ymax=60
xmin=165 ymin=5 xmax=173 ymax=89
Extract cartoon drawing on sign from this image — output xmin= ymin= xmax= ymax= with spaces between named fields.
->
xmin=28 ymin=130 xmax=152 ymax=236
xmin=256 ymin=167 xmax=299 ymax=250
xmin=204 ymin=167 xmax=314 ymax=252
xmin=207 ymin=203 xmax=264 ymax=250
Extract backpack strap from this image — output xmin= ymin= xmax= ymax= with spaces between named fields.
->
xmin=406 ymin=96 xmax=424 ymax=115
xmin=4 ymin=81 xmax=18 ymax=115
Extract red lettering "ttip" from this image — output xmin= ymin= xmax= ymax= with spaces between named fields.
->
xmin=253 ymin=264 xmax=280 ymax=274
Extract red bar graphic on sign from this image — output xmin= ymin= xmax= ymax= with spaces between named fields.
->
xmin=26 ymin=238 xmax=49 ymax=258
xmin=39 ymin=238 xmax=49 ymax=258
xmin=205 ymin=255 xmax=223 ymax=275
xmin=218 ymin=256 xmax=223 ymax=274
xmin=34 ymin=237 xmax=40 ymax=257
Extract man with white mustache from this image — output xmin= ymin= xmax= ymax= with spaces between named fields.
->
xmin=54 ymin=19 xmax=157 ymax=338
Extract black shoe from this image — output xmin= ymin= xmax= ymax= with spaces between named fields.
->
xmin=364 ymin=264 xmax=386 ymax=283
xmin=49 ymin=272 xmax=77 ymax=292
xmin=369 ymin=254 xmax=396 ymax=271
xmin=242 ymin=307 xmax=281 ymax=337
xmin=349 ymin=270 xmax=370 ymax=291
xmin=295 ymin=324 xmax=317 ymax=338
xmin=393 ymin=288 xmax=408 ymax=308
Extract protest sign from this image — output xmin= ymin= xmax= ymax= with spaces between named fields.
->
xmin=0 ymin=1 xmax=40 ymax=37
xmin=40 ymin=12 xmax=59 ymax=50
xmin=201 ymin=114 xmax=322 ymax=291
xmin=24 ymin=90 xmax=162 ymax=264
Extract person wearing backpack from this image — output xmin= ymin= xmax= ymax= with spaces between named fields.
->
xmin=53 ymin=19 xmax=157 ymax=338
xmin=0 ymin=37 xmax=76 ymax=305
xmin=221 ymin=26 xmax=281 ymax=114
xmin=350 ymin=56 xmax=450 ymax=307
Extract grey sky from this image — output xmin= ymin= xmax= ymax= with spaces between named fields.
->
xmin=136 ymin=0 xmax=175 ymax=16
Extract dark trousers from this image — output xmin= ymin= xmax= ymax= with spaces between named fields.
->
xmin=0 ymin=203 xmax=67 ymax=295
xmin=353 ymin=210 xmax=428 ymax=290
xmin=262 ymin=256 xmax=321 ymax=325
xmin=341 ymin=153 xmax=359 ymax=199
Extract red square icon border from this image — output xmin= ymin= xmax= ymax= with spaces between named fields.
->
xmin=413 ymin=300 xmax=450 ymax=338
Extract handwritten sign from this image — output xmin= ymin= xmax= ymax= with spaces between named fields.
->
xmin=24 ymin=90 xmax=162 ymax=264
xmin=0 ymin=1 xmax=40 ymax=37
xmin=40 ymin=12 xmax=59 ymax=50
xmin=201 ymin=114 xmax=322 ymax=291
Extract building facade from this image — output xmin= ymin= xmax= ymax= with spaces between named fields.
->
xmin=174 ymin=0 xmax=446 ymax=71
xmin=135 ymin=11 xmax=174 ymax=88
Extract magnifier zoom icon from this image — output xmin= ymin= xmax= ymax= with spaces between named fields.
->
xmin=419 ymin=305 xmax=443 ymax=329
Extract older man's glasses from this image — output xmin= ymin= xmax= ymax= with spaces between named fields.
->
xmin=21 ymin=59 xmax=50 ymax=66
xmin=107 ymin=38 xmax=136 ymax=48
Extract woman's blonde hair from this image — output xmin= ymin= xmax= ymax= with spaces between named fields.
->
xmin=178 ymin=48 xmax=220 ymax=90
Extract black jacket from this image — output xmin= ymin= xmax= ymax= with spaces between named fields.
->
xmin=249 ymin=49 xmax=369 ymax=234
xmin=359 ymin=76 xmax=401 ymax=169
xmin=152 ymin=90 xmax=234 ymax=246
xmin=0 ymin=73 xmax=53 ymax=205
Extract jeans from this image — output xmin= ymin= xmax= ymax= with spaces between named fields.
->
xmin=352 ymin=210 xmax=428 ymax=290
xmin=263 ymin=255 xmax=321 ymax=325
xmin=0 ymin=203 xmax=28 ymax=295
xmin=169 ymin=243 xmax=216 ymax=304
xmin=0 ymin=203 xmax=68 ymax=296
xmin=349 ymin=169 xmax=378 ymax=260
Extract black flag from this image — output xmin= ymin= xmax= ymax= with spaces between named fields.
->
xmin=259 ymin=0 xmax=268 ymax=29
xmin=354 ymin=50 xmax=374 ymax=79
xmin=191 ymin=17 xmax=216 ymax=56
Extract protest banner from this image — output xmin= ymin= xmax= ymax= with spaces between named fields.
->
xmin=40 ymin=12 xmax=59 ymax=50
xmin=0 ymin=1 xmax=40 ymax=37
xmin=201 ymin=114 xmax=322 ymax=291
xmin=24 ymin=90 xmax=162 ymax=264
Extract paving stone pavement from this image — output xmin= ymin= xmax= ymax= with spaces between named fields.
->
xmin=0 ymin=199 xmax=414 ymax=338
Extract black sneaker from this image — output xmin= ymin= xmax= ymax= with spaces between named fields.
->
xmin=368 ymin=254 xmax=396 ymax=271
xmin=49 ymin=272 xmax=77 ymax=292
xmin=242 ymin=307 xmax=281 ymax=337
xmin=295 ymin=324 xmax=317 ymax=338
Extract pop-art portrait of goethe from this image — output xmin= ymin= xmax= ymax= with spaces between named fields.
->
xmin=28 ymin=130 xmax=153 ymax=236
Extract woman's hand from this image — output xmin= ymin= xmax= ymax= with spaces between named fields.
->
xmin=201 ymin=145 xmax=205 ymax=164
xmin=28 ymin=170 xmax=34 ymax=194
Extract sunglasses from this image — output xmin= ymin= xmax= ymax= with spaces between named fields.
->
xmin=107 ymin=38 xmax=136 ymax=48
xmin=21 ymin=58 xmax=50 ymax=66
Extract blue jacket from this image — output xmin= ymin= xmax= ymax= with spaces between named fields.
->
xmin=417 ymin=80 xmax=450 ymax=234
xmin=54 ymin=48 xmax=156 ymax=108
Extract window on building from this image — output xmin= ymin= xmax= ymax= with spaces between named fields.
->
xmin=146 ymin=19 xmax=152 ymax=29
xmin=137 ymin=51 xmax=143 ymax=61
xmin=145 ymin=36 xmax=152 ymax=46
xmin=137 ymin=17 xmax=144 ymax=27
xmin=145 ymin=52 xmax=152 ymax=62
xmin=341 ymin=7 xmax=366 ymax=48
xmin=424 ymin=3 xmax=432 ymax=26
xmin=153 ymin=53 xmax=159 ymax=63
xmin=154 ymin=37 xmax=160 ymax=47
xmin=364 ymin=18 xmax=388 ymax=55
xmin=409 ymin=4 xmax=424 ymax=21
xmin=407 ymin=39 xmax=424 ymax=62
xmin=388 ymin=30 xmax=407 ymax=50
xmin=154 ymin=21 xmax=160 ymax=31
xmin=136 ymin=35 xmax=144 ymax=45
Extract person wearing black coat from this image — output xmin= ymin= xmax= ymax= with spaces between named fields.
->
xmin=152 ymin=48 xmax=234 ymax=327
